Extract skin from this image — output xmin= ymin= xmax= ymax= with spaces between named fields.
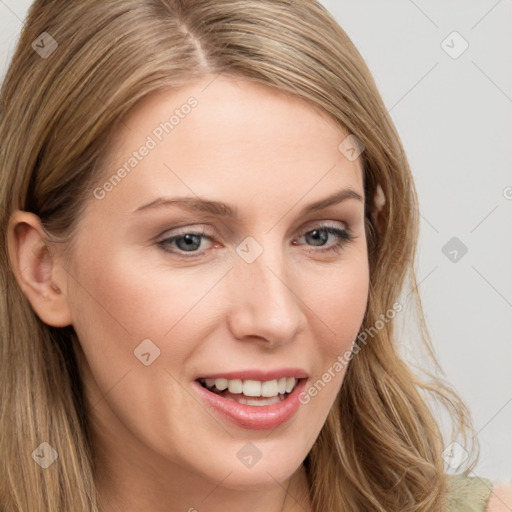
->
xmin=487 ymin=487 xmax=512 ymax=512
xmin=9 ymin=75 xmax=372 ymax=512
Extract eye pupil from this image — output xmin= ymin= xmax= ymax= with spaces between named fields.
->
xmin=306 ymin=229 xmax=328 ymax=246
xmin=177 ymin=234 xmax=201 ymax=251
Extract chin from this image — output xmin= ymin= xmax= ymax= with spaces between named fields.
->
xmin=216 ymin=464 xmax=300 ymax=491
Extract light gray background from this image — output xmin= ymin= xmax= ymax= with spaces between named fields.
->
xmin=1 ymin=0 xmax=511 ymax=482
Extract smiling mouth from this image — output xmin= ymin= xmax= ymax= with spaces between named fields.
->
xmin=197 ymin=377 xmax=301 ymax=406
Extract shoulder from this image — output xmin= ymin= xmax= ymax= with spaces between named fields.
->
xmin=445 ymin=474 xmax=494 ymax=512
xmin=485 ymin=483 xmax=512 ymax=512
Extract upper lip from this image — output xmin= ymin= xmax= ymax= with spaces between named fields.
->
xmin=195 ymin=368 xmax=309 ymax=381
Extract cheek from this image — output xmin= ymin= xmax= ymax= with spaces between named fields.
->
xmin=311 ymin=257 xmax=369 ymax=349
xmin=68 ymin=238 xmax=369 ymax=361
xmin=301 ymin=256 xmax=369 ymax=396
xmin=66 ymin=245 xmax=234 ymax=394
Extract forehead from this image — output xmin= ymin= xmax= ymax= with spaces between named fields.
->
xmin=90 ymin=76 xmax=364 ymax=220
xmin=110 ymin=75 xmax=360 ymax=166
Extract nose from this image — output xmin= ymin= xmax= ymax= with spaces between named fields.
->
xmin=226 ymin=242 xmax=306 ymax=348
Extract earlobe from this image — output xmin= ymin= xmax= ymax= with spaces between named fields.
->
xmin=7 ymin=211 xmax=73 ymax=327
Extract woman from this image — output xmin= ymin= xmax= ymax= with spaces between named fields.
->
xmin=0 ymin=1 xmax=509 ymax=510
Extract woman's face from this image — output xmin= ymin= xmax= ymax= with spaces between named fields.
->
xmin=63 ymin=76 xmax=369 ymax=495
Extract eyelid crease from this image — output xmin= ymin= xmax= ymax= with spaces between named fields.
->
xmin=155 ymin=219 xmax=349 ymax=242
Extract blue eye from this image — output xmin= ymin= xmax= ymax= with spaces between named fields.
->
xmin=158 ymin=231 xmax=212 ymax=254
xmin=157 ymin=224 xmax=353 ymax=258
xmin=296 ymin=225 xmax=353 ymax=254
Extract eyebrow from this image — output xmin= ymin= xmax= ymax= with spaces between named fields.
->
xmin=132 ymin=188 xmax=364 ymax=217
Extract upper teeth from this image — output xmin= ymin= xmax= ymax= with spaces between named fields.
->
xmin=200 ymin=377 xmax=298 ymax=397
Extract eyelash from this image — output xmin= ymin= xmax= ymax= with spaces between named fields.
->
xmin=156 ymin=224 xmax=353 ymax=258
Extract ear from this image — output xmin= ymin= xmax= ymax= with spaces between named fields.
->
xmin=370 ymin=184 xmax=386 ymax=234
xmin=7 ymin=210 xmax=73 ymax=327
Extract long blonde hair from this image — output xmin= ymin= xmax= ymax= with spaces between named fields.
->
xmin=0 ymin=1 xmax=478 ymax=510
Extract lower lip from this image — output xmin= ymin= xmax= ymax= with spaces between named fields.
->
xmin=193 ymin=378 xmax=307 ymax=430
